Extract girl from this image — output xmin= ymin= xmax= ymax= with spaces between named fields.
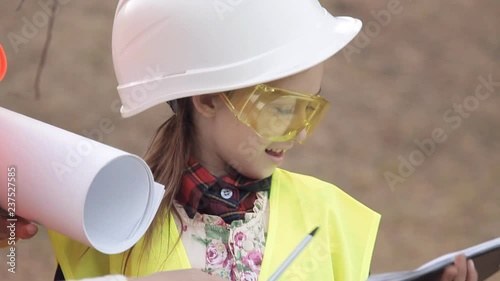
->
xmin=0 ymin=0 xmax=476 ymax=280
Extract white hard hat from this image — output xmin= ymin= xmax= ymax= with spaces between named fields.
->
xmin=112 ymin=0 xmax=362 ymax=118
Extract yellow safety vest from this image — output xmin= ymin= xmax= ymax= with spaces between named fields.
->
xmin=49 ymin=168 xmax=380 ymax=281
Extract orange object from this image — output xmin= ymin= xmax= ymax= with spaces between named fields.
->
xmin=0 ymin=44 xmax=7 ymax=81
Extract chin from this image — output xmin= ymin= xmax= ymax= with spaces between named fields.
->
xmin=237 ymin=165 xmax=276 ymax=180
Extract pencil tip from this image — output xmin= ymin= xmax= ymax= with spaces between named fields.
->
xmin=310 ymin=226 xmax=319 ymax=236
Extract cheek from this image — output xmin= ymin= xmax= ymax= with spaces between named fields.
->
xmin=212 ymin=108 xmax=276 ymax=178
xmin=230 ymin=122 xmax=266 ymax=158
xmin=215 ymin=113 xmax=266 ymax=160
xmin=228 ymin=133 xmax=275 ymax=178
xmin=216 ymin=111 xmax=250 ymax=145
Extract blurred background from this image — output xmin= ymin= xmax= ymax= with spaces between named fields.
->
xmin=0 ymin=0 xmax=499 ymax=280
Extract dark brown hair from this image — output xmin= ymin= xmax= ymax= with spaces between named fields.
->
xmin=122 ymin=98 xmax=195 ymax=273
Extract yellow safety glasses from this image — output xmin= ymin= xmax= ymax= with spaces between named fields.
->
xmin=220 ymin=84 xmax=330 ymax=143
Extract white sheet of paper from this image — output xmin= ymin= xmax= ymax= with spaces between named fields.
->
xmin=0 ymin=107 xmax=165 ymax=254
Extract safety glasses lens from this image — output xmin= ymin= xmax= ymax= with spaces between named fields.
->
xmin=222 ymin=85 xmax=329 ymax=142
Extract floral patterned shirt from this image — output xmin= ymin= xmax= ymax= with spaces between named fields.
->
xmin=174 ymin=191 xmax=269 ymax=281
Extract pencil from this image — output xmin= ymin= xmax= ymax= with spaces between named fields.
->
xmin=267 ymin=226 xmax=319 ymax=281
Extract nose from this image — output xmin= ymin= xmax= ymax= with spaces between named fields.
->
xmin=294 ymin=128 xmax=307 ymax=144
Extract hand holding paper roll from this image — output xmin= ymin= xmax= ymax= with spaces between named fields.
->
xmin=0 ymin=107 xmax=165 ymax=254
xmin=0 ymin=45 xmax=39 ymax=247
xmin=0 ymin=209 xmax=38 ymax=248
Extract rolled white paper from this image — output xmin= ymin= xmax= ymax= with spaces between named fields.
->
xmin=0 ymin=107 xmax=165 ymax=254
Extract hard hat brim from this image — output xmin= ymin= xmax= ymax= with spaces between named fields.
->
xmin=117 ymin=14 xmax=362 ymax=118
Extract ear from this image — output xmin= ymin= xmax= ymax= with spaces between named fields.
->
xmin=191 ymin=94 xmax=219 ymax=118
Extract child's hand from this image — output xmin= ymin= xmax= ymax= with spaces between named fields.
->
xmin=440 ymin=254 xmax=477 ymax=281
xmin=0 ymin=209 xmax=38 ymax=245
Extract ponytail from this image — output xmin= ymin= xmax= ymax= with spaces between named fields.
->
xmin=122 ymin=98 xmax=194 ymax=273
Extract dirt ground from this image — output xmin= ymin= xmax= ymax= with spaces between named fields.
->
xmin=0 ymin=0 xmax=499 ymax=280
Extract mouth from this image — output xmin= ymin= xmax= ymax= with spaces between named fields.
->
xmin=265 ymin=148 xmax=287 ymax=164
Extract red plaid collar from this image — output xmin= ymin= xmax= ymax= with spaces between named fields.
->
xmin=175 ymin=158 xmax=271 ymax=223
